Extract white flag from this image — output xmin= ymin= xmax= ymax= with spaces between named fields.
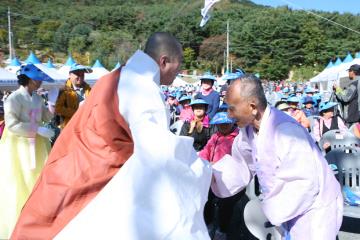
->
xmin=200 ymin=0 xmax=221 ymax=27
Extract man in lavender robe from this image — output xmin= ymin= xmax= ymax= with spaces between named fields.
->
xmin=212 ymin=74 xmax=343 ymax=239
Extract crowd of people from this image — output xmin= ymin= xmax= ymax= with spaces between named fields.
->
xmin=0 ymin=32 xmax=359 ymax=239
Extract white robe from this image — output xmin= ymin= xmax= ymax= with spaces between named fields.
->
xmin=56 ymin=51 xmax=212 ymax=239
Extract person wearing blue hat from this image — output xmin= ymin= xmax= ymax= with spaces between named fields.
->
xmin=0 ymin=63 xmax=55 ymax=238
xmin=302 ymin=96 xmax=318 ymax=117
xmin=313 ymin=102 xmax=347 ymax=151
xmin=199 ymin=112 xmax=251 ymax=239
xmin=304 ymin=87 xmax=315 ymax=96
xmin=178 ymin=95 xmax=193 ymax=122
xmin=195 ymin=73 xmax=220 ymax=119
xmin=219 ymin=72 xmax=241 ymax=101
xmin=180 ymin=99 xmax=215 ymax=151
xmin=55 ymin=63 xmax=92 ymax=128
xmin=282 ymin=87 xmax=290 ymax=99
xmin=287 ymin=96 xmax=310 ymax=129
xmin=166 ymin=92 xmax=180 ymax=125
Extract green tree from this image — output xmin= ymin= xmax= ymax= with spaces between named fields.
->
xmin=300 ymin=18 xmax=327 ymax=65
xmin=183 ymin=47 xmax=196 ymax=69
xmin=36 ymin=20 xmax=61 ymax=46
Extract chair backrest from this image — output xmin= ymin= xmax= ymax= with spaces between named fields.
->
xmin=308 ymin=115 xmax=320 ymax=133
xmin=244 ymin=199 xmax=282 ymax=240
xmin=325 ymin=148 xmax=360 ymax=191
xmin=246 ymin=176 xmax=261 ymax=200
xmin=169 ymin=120 xmax=184 ymax=136
xmin=319 ymin=129 xmax=360 ymax=151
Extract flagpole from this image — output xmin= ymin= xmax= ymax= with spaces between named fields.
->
xmin=8 ymin=7 xmax=13 ymax=60
xmin=226 ymin=19 xmax=229 ymax=73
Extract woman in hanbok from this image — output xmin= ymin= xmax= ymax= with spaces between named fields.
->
xmin=0 ymin=64 xmax=55 ymax=239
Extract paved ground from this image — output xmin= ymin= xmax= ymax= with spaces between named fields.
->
xmin=339 ymin=231 xmax=360 ymax=240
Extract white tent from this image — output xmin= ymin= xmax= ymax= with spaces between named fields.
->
xmin=85 ymin=59 xmax=109 ymax=86
xmin=171 ymin=76 xmax=188 ymax=87
xmin=338 ymin=52 xmax=360 ymax=80
xmin=58 ymin=56 xmax=76 ymax=76
xmin=5 ymin=57 xmax=22 ymax=74
xmin=0 ymin=67 xmax=19 ymax=90
xmin=310 ymin=57 xmax=344 ymax=92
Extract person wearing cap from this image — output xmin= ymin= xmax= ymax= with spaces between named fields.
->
xmin=178 ymin=95 xmax=193 ymax=122
xmin=287 ymin=96 xmax=310 ymax=129
xmin=180 ymin=99 xmax=214 ymax=151
xmin=334 ymin=64 xmax=360 ymax=126
xmin=199 ymin=112 xmax=251 ymax=239
xmin=275 ymin=101 xmax=291 ymax=114
xmin=166 ymin=92 xmax=180 ymax=125
xmin=12 ymin=32 xmax=211 ymax=239
xmin=302 ymin=96 xmax=318 ymax=117
xmin=304 ymin=87 xmax=315 ymax=97
xmin=220 ymin=72 xmax=240 ymax=95
xmin=195 ymin=73 xmax=220 ymax=119
xmin=313 ymin=102 xmax=347 ymax=150
xmin=212 ymin=74 xmax=343 ymax=239
xmin=0 ymin=63 xmax=55 ymax=239
xmin=55 ymin=63 xmax=92 ymax=128
xmin=281 ymin=87 xmax=290 ymax=98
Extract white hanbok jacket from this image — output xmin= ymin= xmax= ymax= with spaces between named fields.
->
xmin=56 ymin=51 xmax=212 ymax=240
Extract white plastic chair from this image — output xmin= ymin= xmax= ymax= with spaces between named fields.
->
xmin=169 ymin=120 xmax=184 ymax=136
xmin=244 ymin=198 xmax=282 ymax=240
xmin=244 ymin=178 xmax=281 ymax=240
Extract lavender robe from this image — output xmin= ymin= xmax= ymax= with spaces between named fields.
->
xmin=212 ymin=106 xmax=343 ymax=239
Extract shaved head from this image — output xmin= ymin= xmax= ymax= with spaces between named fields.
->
xmin=144 ymin=32 xmax=183 ymax=85
xmin=144 ymin=32 xmax=183 ymax=62
xmin=226 ymin=74 xmax=267 ymax=128
xmin=227 ymin=75 xmax=267 ymax=111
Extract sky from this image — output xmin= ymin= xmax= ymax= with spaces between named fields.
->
xmin=251 ymin=0 xmax=360 ymax=14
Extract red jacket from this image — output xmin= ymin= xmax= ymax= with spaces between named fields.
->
xmin=199 ymin=127 xmax=239 ymax=163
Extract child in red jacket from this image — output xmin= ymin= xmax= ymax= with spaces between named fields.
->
xmin=199 ymin=112 xmax=239 ymax=163
xmin=200 ymin=112 xmax=254 ymax=240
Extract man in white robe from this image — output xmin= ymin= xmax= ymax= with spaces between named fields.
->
xmin=55 ymin=33 xmax=212 ymax=239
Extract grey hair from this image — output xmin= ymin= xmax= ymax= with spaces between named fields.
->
xmin=233 ymin=74 xmax=267 ymax=110
xmin=144 ymin=32 xmax=182 ymax=62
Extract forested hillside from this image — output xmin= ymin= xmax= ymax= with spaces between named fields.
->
xmin=1 ymin=0 xmax=360 ymax=80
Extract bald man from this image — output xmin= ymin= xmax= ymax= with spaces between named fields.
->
xmin=12 ymin=32 xmax=211 ymax=239
xmin=211 ymin=75 xmax=343 ymax=239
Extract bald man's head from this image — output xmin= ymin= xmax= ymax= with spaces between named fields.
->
xmin=226 ymin=75 xmax=267 ymax=128
xmin=144 ymin=32 xmax=183 ymax=85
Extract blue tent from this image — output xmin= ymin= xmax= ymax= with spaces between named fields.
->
xmin=25 ymin=51 xmax=41 ymax=64
xmin=342 ymin=52 xmax=353 ymax=63
xmin=355 ymin=52 xmax=360 ymax=59
xmin=9 ymin=57 xmax=21 ymax=66
xmin=46 ymin=58 xmax=56 ymax=68
xmin=325 ymin=60 xmax=333 ymax=68
xmin=334 ymin=57 xmax=342 ymax=66
xmin=92 ymin=59 xmax=104 ymax=68
xmin=114 ymin=61 xmax=121 ymax=69
xmin=64 ymin=55 xmax=76 ymax=66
